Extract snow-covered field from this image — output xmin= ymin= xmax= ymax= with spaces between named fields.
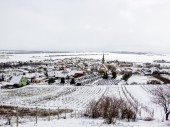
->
xmin=0 ymin=52 xmax=170 ymax=63
xmin=3 ymin=117 xmax=170 ymax=127
xmin=0 ymin=85 xmax=117 ymax=110
xmin=1 ymin=52 xmax=170 ymax=126
xmin=1 ymin=84 xmax=170 ymax=126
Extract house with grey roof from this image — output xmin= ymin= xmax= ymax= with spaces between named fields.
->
xmin=10 ymin=75 xmax=28 ymax=88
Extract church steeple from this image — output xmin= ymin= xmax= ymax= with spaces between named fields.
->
xmin=102 ymin=53 xmax=105 ymax=64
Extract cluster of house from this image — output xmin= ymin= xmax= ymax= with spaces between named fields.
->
xmin=0 ymin=54 xmax=170 ymax=88
xmin=0 ymin=56 xmax=107 ymax=88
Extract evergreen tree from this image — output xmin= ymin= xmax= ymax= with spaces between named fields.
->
xmin=122 ymin=73 xmax=132 ymax=84
xmin=61 ymin=78 xmax=65 ymax=84
xmin=44 ymin=71 xmax=48 ymax=78
xmin=103 ymin=72 xmax=108 ymax=79
xmin=70 ymin=78 xmax=75 ymax=85
xmin=2 ymin=74 xmax=4 ymax=81
xmin=112 ymin=71 xmax=117 ymax=79
xmin=48 ymin=78 xmax=55 ymax=84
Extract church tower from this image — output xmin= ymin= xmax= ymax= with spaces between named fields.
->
xmin=102 ymin=53 xmax=105 ymax=64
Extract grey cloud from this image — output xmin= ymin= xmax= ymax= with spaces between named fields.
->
xmin=0 ymin=0 xmax=170 ymax=53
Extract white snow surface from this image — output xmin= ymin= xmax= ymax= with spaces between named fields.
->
xmin=2 ymin=117 xmax=170 ymax=127
xmin=127 ymin=75 xmax=148 ymax=84
xmin=1 ymin=52 xmax=170 ymax=126
xmin=1 ymin=52 xmax=170 ymax=63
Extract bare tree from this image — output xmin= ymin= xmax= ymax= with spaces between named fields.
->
xmin=152 ymin=86 xmax=170 ymax=120
xmin=86 ymin=96 xmax=136 ymax=124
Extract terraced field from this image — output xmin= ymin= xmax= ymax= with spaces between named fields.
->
xmin=0 ymin=83 xmax=166 ymax=120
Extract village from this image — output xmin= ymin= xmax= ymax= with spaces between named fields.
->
xmin=0 ymin=54 xmax=170 ymax=89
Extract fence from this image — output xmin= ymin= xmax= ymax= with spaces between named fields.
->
xmin=0 ymin=105 xmax=85 ymax=127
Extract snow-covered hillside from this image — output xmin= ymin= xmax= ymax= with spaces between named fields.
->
xmin=0 ymin=52 xmax=170 ymax=126
xmin=1 ymin=84 xmax=169 ymax=127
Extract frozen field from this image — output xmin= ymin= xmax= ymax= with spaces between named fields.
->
xmin=1 ymin=83 xmax=170 ymax=127
xmin=0 ymin=83 xmax=166 ymax=119
xmin=0 ymin=52 xmax=170 ymax=63
xmin=0 ymin=85 xmax=115 ymax=110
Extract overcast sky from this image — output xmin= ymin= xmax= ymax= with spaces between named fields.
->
xmin=0 ymin=0 xmax=170 ymax=53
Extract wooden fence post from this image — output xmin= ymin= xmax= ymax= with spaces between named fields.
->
xmin=58 ymin=107 xmax=59 ymax=120
xmin=65 ymin=107 xmax=66 ymax=119
xmin=16 ymin=106 xmax=19 ymax=127
xmin=81 ymin=110 xmax=83 ymax=118
xmin=70 ymin=110 xmax=72 ymax=118
xmin=75 ymin=110 xmax=76 ymax=118
xmin=36 ymin=107 xmax=38 ymax=124
xmin=49 ymin=108 xmax=51 ymax=121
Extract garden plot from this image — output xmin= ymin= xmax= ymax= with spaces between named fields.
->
xmin=111 ymin=82 xmax=159 ymax=120
xmin=3 ymin=85 xmax=58 ymax=97
xmin=124 ymin=85 xmax=151 ymax=104
xmin=0 ymin=85 xmax=123 ymax=110
xmin=122 ymin=85 xmax=153 ymax=117
xmin=0 ymin=85 xmax=120 ymax=110
xmin=125 ymin=85 xmax=167 ymax=120
xmin=103 ymin=86 xmax=120 ymax=98
xmin=0 ymin=83 xmax=166 ymax=121
xmin=44 ymin=86 xmax=108 ymax=110
xmin=0 ymin=85 xmax=78 ymax=108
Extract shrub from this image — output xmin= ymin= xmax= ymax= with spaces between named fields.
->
xmin=112 ymin=71 xmax=117 ymax=79
xmin=70 ymin=78 xmax=75 ymax=85
xmin=48 ymin=78 xmax=55 ymax=84
xmin=86 ymin=96 xmax=137 ymax=124
xmin=122 ymin=73 xmax=132 ymax=84
xmin=60 ymin=78 xmax=65 ymax=84
xmin=103 ymin=73 xmax=108 ymax=79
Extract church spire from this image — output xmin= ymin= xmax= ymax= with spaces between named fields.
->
xmin=102 ymin=53 xmax=105 ymax=64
